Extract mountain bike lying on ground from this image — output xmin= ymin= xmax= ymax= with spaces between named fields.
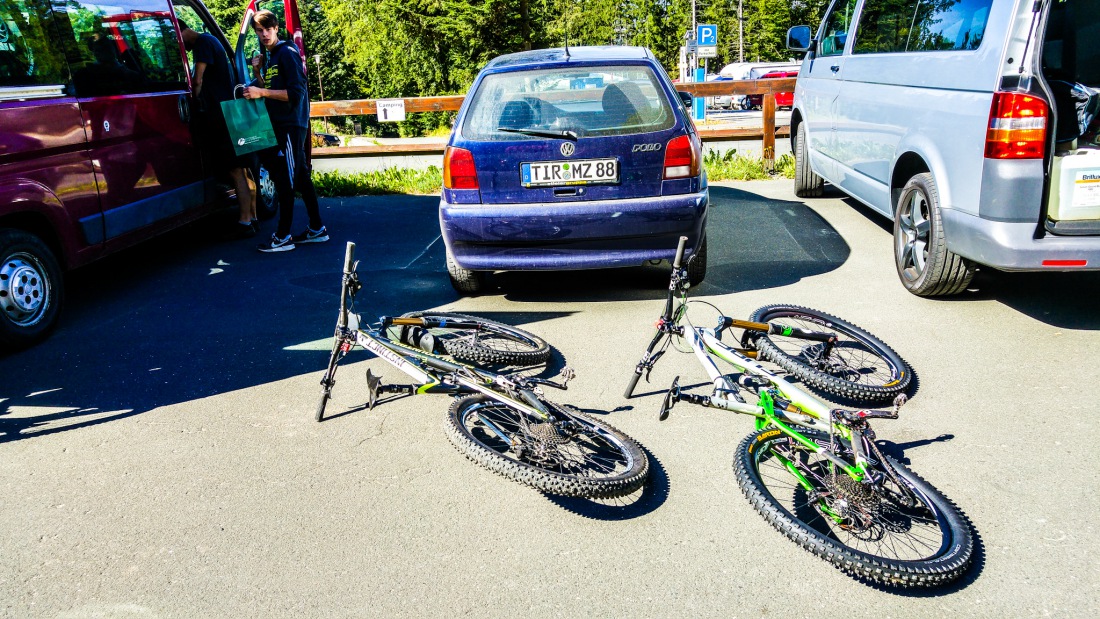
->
xmin=316 ymin=242 xmax=649 ymax=499
xmin=624 ymin=237 xmax=973 ymax=588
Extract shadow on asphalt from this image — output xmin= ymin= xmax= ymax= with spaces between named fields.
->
xmin=543 ymin=444 xmax=669 ymax=520
xmin=1 ymin=183 xmax=854 ymax=443
xmin=503 ymin=185 xmax=851 ymax=302
xmin=0 ymin=195 xmax=458 ymax=443
xmin=836 ymin=189 xmax=1100 ymax=330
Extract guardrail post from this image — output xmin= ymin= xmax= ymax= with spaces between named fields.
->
xmin=762 ymin=93 xmax=776 ymax=173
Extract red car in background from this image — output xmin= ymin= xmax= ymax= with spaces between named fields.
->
xmin=746 ymin=70 xmax=798 ymax=110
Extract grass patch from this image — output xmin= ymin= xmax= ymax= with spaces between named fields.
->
xmin=703 ymin=149 xmax=795 ymax=181
xmin=311 ymin=151 xmax=794 ymax=197
xmin=312 ymin=167 xmax=443 ymax=196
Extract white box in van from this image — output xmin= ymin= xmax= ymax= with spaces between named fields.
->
xmin=1049 ymin=149 xmax=1100 ymax=221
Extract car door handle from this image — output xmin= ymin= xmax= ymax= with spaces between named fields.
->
xmin=178 ymin=94 xmax=191 ymax=124
xmin=830 ymin=65 xmax=840 ymax=73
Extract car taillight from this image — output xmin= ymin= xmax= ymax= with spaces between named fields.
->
xmin=444 ymin=146 xmax=479 ymax=190
xmin=664 ymin=134 xmax=699 ymax=179
xmin=985 ymin=92 xmax=1048 ymax=159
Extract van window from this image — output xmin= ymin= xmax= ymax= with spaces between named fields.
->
xmin=819 ymin=0 xmax=859 ymax=57
xmin=0 ymin=0 xmax=68 ymax=88
xmin=854 ymin=0 xmax=993 ymax=54
xmin=57 ymin=0 xmax=186 ymax=97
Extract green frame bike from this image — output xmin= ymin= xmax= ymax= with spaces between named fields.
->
xmin=625 ymin=237 xmax=973 ymax=588
xmin=317 ymin=242 xmax=649 ymax=499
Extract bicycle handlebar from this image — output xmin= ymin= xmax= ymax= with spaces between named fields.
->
xmin=672 ymin=236 xmax=688 ymax=269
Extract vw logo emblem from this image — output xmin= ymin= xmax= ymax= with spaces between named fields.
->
xmin=560 ymin=142 xmax=575 ymax=157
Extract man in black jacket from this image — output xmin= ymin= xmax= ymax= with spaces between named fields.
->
xmin=243 ymin=10 xmax=328 ymax=253
xmin=181 ymin=23 xmax=257 ymax=239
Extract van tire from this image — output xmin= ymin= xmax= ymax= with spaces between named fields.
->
xmin=793 ymin=122 xmax=823 ymax=198
xmin=894 ymin=173 xmax=975 ymax=297
xmin=0 ymin=229 xmax=64 ymax=349
xmin=446 ymin=250 xmax=485 ymax=294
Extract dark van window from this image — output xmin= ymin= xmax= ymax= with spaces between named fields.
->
xmin=855 ymin=0 xmax=993 ymax=54
xmin=58 ymin=0 xmax=186 ymax=97
xmin=0 ymin=0 xmax=68 ymax=88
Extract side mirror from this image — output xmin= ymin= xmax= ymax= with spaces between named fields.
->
xmin=678 ymin=91 xmax=693 ymax=108
xmin=786 ymin=25 xmax=813 ymax=53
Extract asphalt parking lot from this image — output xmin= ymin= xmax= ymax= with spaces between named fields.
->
xmin=3 ymin=180 xmax=1099 ymax=617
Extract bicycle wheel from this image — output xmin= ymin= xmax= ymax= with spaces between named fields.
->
xmin=444 ymin=395 xmax=649 ymax=498
xmin=734 ymin=428 xmax=973 ymax=587
xmin=392 ymin=311 xmax=550 ymax=367
xmin=748 ymin=305 xmax=911 ymax=402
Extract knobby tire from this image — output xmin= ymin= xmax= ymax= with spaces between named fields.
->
xmin=734 ymin=428 xmax=973 ymax=587
xmin=444 ymin=395 xmax=649 ymax=498
xmin=749 ymin=304 xmax=911 ymax=403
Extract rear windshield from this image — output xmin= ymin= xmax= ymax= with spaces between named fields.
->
xmin=461 ymin=65 xmax=676 ymax=141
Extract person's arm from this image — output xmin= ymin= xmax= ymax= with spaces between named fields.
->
xmin=193 ymin=61 xmax=207 ymax=98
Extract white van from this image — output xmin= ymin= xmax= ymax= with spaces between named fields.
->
xmin=787 ymin=0 xmax=1100 ymax=296
xmin=718 ymin=62 xmax=801 ymax=109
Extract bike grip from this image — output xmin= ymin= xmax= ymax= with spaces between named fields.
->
xmin=343 ymin=241 xmax=356 ymax=272
xmin=672 ymin=236 xmax=688 ymax=269
xmin=624 ymin=371 xmax=642 ymax=399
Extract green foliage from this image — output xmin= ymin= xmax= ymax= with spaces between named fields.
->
xmin=312 ymin=167 xmax=444 ymax=196
xmin=199 ymin=0 xmax=827 ymax=136
xmin=703 ymin=149 xmax=795 ymax=180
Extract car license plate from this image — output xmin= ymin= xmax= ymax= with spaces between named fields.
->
xmin=521 ymin=158 xmax=618 ymax=187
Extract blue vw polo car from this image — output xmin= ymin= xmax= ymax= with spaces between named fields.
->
xmin=439 ymin=46 xmax=709 ymax=293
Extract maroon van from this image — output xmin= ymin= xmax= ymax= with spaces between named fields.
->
xmin=0 ymin=0 xmax=305 ymax=349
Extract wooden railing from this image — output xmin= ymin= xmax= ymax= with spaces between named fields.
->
xmin=309 ymin=77 xmax=796 ymax=168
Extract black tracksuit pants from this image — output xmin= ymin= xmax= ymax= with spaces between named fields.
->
xmin=259 ymin=125 xmax=323 ymax=239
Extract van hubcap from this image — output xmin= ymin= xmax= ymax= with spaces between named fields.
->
xmin=897 ymin=191 xmax=931 ymax=281
xmin=0 ymin=252 xmax=50 ymax=326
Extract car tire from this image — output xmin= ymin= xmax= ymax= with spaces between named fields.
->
xmin=894 ymin=173 xmax=976 ymax=297
xmin=687 ymin=234 xmax=707 ymax=287
xmin=446 ymin=250 xmax=485 ymax=295
xmin=793 ymin=122 xmax=824 ymax=198
xmin=256 ymin=164 xmax=278 ymax=221
xmin=0 ymin=228 xmax=64 ymax=349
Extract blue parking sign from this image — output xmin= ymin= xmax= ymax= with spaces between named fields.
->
xmin=697 ymin=25 xmax=717 ymax=46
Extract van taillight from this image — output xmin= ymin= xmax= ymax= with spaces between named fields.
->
xmin=985 ymin=92 xmax=1048 ymax=159
xmin=444 ymin=146 xmax=479 ymax=189
xmin=664 ymin=134 xmax=699 ymax=179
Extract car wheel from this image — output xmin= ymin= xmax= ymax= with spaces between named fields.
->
xmin=256 ymin=164 xmax=278 ymax=221
xmin=793 ymin=122 xmax=824 ymax=198
xmin=894 ymin=172 xmax=976 ymax=297
xmin=687 ymin=234 xmax=707 ymax=287
xmin=0 ymin=229 xmax=64 ymax=349
xmin=446 ymin=250 xmax=485 ymax=295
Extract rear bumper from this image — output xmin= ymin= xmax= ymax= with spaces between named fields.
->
xmin=942 ymin=208 xmax=1100 ymax=270
xmin=440 ymin=190 xmax=709 ymax=270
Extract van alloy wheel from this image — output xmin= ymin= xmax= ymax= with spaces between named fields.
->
xmin=896 ymin=190 xmax=930 ymax=282
xmin=893 ymin=173 xmax=975 ymax=297
xmin=0 ymin=251 xmax=51 ymax=327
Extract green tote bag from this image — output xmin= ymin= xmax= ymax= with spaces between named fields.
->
xmin=221 ymin=97 xmax=277 ymax=157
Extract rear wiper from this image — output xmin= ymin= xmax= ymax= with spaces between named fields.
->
xmin=495 ymin=127 xmax=579 ymax=141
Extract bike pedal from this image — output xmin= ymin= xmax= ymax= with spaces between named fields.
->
xmin=659 ymin=376 xmax=680 ymax=421
xmin=365 ymin=369 xmax=383 ymax=410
